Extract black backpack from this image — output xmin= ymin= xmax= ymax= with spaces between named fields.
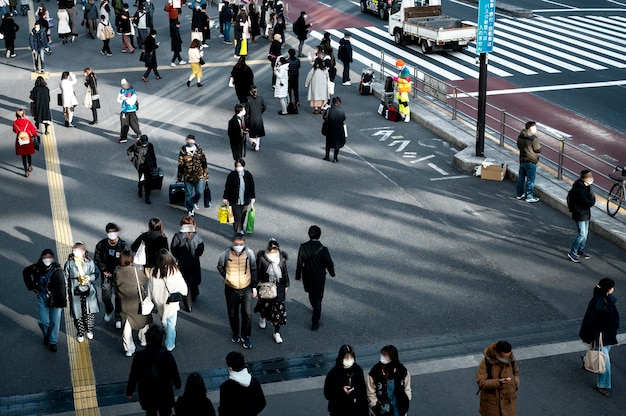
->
xmin=567 ymin=187 xmax=575 ymax=212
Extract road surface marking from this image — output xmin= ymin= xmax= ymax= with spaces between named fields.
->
xmin=411 ymin=155 xmax=436 ymax=163
xmin=403 ymin=152 xmax=417 ymax=158
xmin=534 ymin=7 xmax=626 ymax=12
xmin=428 ymin=163 xmax=449 ymax=175
xmin=465 ymin=45 xmax=538 ymax=75
xmin=449 ymin=51 xmax=513 ymax=77
xmin=452 ymin=79 xmax=626 ymax=98
xmin=430 ymin=175 xmax=469 ymax=181
xmin=388 ymin=140 xmax=411 ymax=152
xmin=373 ymin=130 xmax=394 ymax=141
xmin=541 ymin=0 xmax=578 ymax=8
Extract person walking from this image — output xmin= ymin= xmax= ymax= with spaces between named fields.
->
xmin=65 ymin=242 xmax=100 ymax=343
xmin=147 ymin=248 xmax=188 ymax=352
xmin=217 ymin=234 xmax=257 ymax=349
xmin=220 ymin=1 xmax=233 ymax=44
xmin=133 ymin=4 xmax=150 ymax=48
xmin=231 ymin=56 xmax=254 ymax=104
xmin=100 ymin=0 xmax=112 ymax=24
xmin=176 ymin=134 xmax=209 ymax=217
xmin=218 ymin=351 xmax=266 ymax=416
xmin=267 ymin=33 xmax=281 ymax=87
xmin=244 ymin=86 xmax=265 ymax=151
xmin=83 ymin=67 xmax=100 ymax=125
xmin=23 ymin=249 xmax=66 ymax=352
xmin=367 ymin=345 xmax=412 ymax=416
xmin=126 ymin=325 xmax=182 ymax=416
xmin=222 ymin=158 xmax=255 ymax=234
xmin=0 ymin=12 xmax=18 ymax=58
xmin=114 ymin=250 xmax=152 ymax=357
xmin=274 ymin=56 xmax=289 ymax=115
xmin=131 ymin=217 xmax=169 ymax=278
xmin=248 ymin=3 xmax=260 ymax=43
xmin=292 ymin=11 xmax=311 ymax=57
xmin=323 ymin=96 xmax=346 ymax=162
xmin=295 ymin=225 xmax=335 ymax=330
xmin=476 ymin=341 xmax=520 ymax=416
xmin=117 ymin=78 xmax=141 ymax=143
xmin=233 ymin=7 xmax=247 ymax=58
xmin=60 ymin=71 xmax=78 ymax=127
xmin=186 ymin=38 xmax=204 ymax=87
xmin=170 ymin=215 xmax=204 ymax=303
xmin=97 ymin=14 xmax=114 ymax=56
xmin=12 ymin=108 xmax=38 ymax=177
xmin=169 ymin=20 xmax=185 ymax=67
xmin=84 ymin=0 xmax=99 ymax=39
xmin=515 ymin=120 xmax=541 ymax=203
xmin=324 ymin=344 xmax=369 ymax=416
xmin=579 ymin=278 xmax=619 ymax=397
xmin=287 ymin=48 xmax=301 ymax=107
xmin=254 ymin=238 xmax=289 ymax=344
xmin=29 ymin=22 xmax=50 ymax=73
xmin=127 ymin=134 xmax=157 ymax=204
xmin=29 ymin=76 xmax=51 ymax=134
xmin=164 ymin=0 xmax=181 ymax=33
xmin=567 ymin=170 xmax=596 ymax=263
xmin=174 ymin=372 xmax=216 ymax=416
xmin=116 ymin=3 xmax=134 ymax=53
xmin=63 ymin=0 xmax=78 ymax=42
xmin=142 ymin=29 xmax=161 ymax=81
xmin=227 ymin=105 xmax=248 ymax=160
xmin=338 ymin=33 xmax=353 ymax=86
xmin=94 ymin=222 xmax=128 ymax=327
xmin=57 ymin=4 xmax=72 ymax=44
xmin=305 ymin=57 xmax=329 ymax=114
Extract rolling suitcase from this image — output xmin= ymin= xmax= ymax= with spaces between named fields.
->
xmin=169 ymin=183 xmax=186 ymax=205
xmin=150 ymin=167 xmax=164 ymax=190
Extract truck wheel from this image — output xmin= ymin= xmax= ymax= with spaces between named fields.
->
xmin=394 ymin=30 xmax=404 ymax=45
xmin=420 ymin=40 xmax=432 ymax=54
xmin=360 ymin=1 xmax=366 ymax=13
xmin=378 ymin=7 xmax=387 ymax=20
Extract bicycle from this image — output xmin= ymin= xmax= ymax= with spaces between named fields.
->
xmin=606 ymin=166 xmax=626 ymax=217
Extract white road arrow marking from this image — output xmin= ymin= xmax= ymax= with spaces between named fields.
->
xmin=373 ymin=130 xmax=394 ymax=142
xmin=410 ymin=155 xmax=436 ymax=163
xmin=388 ymin=140 xmax=411 ymax=152
xmin=428 ymin=163 xmax=449 ymax=175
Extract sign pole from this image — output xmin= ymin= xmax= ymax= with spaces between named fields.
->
xmin=476 ymin=53 xmax=487 ymax=157
xmin=475 ymin=0 xmax=495 ymax=157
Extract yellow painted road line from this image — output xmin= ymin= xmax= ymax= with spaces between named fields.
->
xmin=43 ymin=124 xmax=101 ymax=415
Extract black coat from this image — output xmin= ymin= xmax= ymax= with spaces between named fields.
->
xmin=580 ymin=294 xmax=620 ymax=345
xmin=325 ymin=104 xmax=346 ymax=149
xmin=223 ymin=170 xmax=255 ymax=205
xmin=324 ymin=363 xmax=369 ymax=416
xmin=175 ymin=394 xmax=215 ymax=416
xmin=127 ymin=142 xmax=157 ymax=172
xmin=23 ymin=261 xmax=67 ymax=308
xmin=84 ymin=73 xmax=100 ymax=109
xmin=171 ymin=25 xmax=183 ymax=53
xmin=569 ymin=178 xmax=596 ymax=221
xmin=228 ymin=114 xmax=246 ymax=150
xmin=218 ymin=376 xmax=266 ymax=416
xmin=126 ymin=346 xmax=181 ymax=411
xmin=244 ymin=95 xmax=266 ymax=137
xmin=231 ymin=64 xmax=255 ymax=102
xmin=293 ymin=16 xmax=310 ymax=41
xmin=295 ymin=240 xmax=335 ymax=298
xmin=0 ymin=17 xmax=19 ymax=41
xmin=131 ymin=231 xmax=168 ymax=268
xmin=29 ymin=85 xmax=51 ymax=124
xmin=256 ymin=250 xmax=289 ymax=302
xmin=144 ymin=34 xmax=159 ymax=67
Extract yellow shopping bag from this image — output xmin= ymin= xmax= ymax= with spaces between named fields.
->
xmin=240 ymin=39 xmax=248 ymax=56
xmin=218 ymin=204 xmax=229 ymax=224
xmin=227 ymin=206 xmax=235 ymax=224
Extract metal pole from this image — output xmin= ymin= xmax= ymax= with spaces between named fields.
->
xmin=380 ymin=50 xmax=385 ymax=83
xmin=499 ymin=110 xmax=505 ymax=147
xmin=558 ymin=139 xmax=564 ymax=180
xmin=452 ymin=87 xmax=458 ymax=120
xmin=475 ymin=53 xmax=488 ymax=157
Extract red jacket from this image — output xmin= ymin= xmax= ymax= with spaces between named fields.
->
xmin=164 ymin=3 xmax=180 ymax=20
xmin=13 ymin=118 xmax=37 ymax=156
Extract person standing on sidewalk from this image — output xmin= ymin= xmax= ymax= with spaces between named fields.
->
xmin=292 ymin=11 xmax=311 ymax=57
xmin=117 ymin=78 xmax=141 ymax=143
xmin=94 ymin=222 xmax=128 ymax=328
xmin=23 ymin=249 xmax=66 ymax=352
xmin=324 ymin=344 xmax=369 ymax=416
xmin=127 ymin=134 xmax=157 ymax=204
xmin=222 ymin=158 xmax=256 ymax=234
xmin=567 ymin=170 xmax=596 ymax=263
xmin=367 ymin=345 xmax=412 ymax=416
xmin=170 ymin=215 xmax=205 ymax=303
xmin=12 ymin=108 xmax=38 ymax=177
xmin=60 ymin=71 xmax=78 ymax=128
xmin=28 ymin=21 xmax=50 ymax=73
xmin=141 ymin=29 xmax=161 ymax=82
xmin=579 ymin=278 xmax=619 ymax=397
xmin=218 ymin=351 xmax=266 ymax=416
xmin=338 ymin=33 xmax=353 ymax=86
xmin=217 ymin=234 xmax=258 ymax=350
xmin=177 ymin=134 xmax=208 ymax=217
xmin=245 ymin=86 xmax=265 ymax=151
xmin=295 ymin=225 xmax=335 ymax=331
xmin=476 ymin=341 xmax=519 ymax=416
xmin=84 ymin=0 xmax=99 ymax=39
xmin=323 ymin=96 xmax=346 ymax=163
xmin=187 ymin=38 xmax=204 ymax=87
xmin=287 ymin=48 xmax=301 ymax=107
xmin=515 ymin=121 xmax=541 ymax=203
xmin=83 ymin=67 xmax=100 ymax=125
xmin=1 ymin=12 xmax=19 ymax=58
xmin=169 ymin=20 xmax=185 ymax=67
xmin=221 ymin=1 xmax=233 ymax=44
xmin=65 ymin=242 xmax=100 ymax=343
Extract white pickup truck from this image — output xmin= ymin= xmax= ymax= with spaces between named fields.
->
xmin=388 ymin=0 xmax=476 ymax=54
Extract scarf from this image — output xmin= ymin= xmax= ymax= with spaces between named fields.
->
xmin=265 ymin=251 xmax=282 ymax=283
xmin=229 ymin=368 xmax=252 ymax=387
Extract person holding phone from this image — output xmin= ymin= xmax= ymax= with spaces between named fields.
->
xmin=476 ymin=341 xmax=520 ymax=415
xmin=324 ymin=344 xmax=368 ymax=416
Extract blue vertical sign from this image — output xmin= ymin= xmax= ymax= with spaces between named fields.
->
xmin=475 ymin=0 xmax=495 ymax=53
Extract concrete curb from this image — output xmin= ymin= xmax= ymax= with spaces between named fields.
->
xmin=369 ymin=83 xmax=626 ymax=253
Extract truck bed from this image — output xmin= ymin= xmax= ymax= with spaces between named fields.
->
xmin=406 ymin=16 xmax=463 ymax=29
xmin=404 ymin=5 xmax=442 ymax=18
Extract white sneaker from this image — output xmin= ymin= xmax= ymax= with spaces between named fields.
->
xmin=77 ymin=336 xmax=85 ymax=343
xmin=404 ymin=115 xmax=410 ymax=123
xmin=104 ymin=312 xmax=114 ymax=322
xmin=273 ymin=333 xmax=283 ymax=344
xmin=188 ymin=210 xmax=194 ymax=217
xmin=86 ymin=332 xmax=94 ymax=340
xmin=218 ymin=34 xmax=224 ymax=37
xmin=140 ymin=340 xmax=147 ymax=347
xmin=170 ymin=62 xmax=177 ymax=67
xmin=259 ymin=317 xmax=266 ymax=329
xmin=125 ymin=350 xmax=134 ymax=357
xmin=178 ymin=60 xmax=187 ymax=64
xmin=526 ymin=197 xmax=540 ymax=203
xmin=342 ymin=81 xmax=351 ymax=86
xmin=115 ymin=321 xmax=122 ymax=329
xmin=194 ymin=203 xmax=200 ymax=210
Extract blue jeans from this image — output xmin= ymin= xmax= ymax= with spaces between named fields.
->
xmin=224 ymin=22 xmax=232 ymax=42
xmin=570 ymin=220 xmax=589 ymax=255
xmin=162 ymin=312 xmax=177 ymax=351
xmin=184 ymin=179 xmax=204 ymax=212
xmin=516 ymin=162 xmax=537 ymax=199
xmin=38 ymin=293 xmax=63 ymax=345
xmin=597 ymin=345 xmax=611 ymax=389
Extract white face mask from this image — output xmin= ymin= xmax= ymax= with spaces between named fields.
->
xmin=380 ymin=355 xmax=390 ymax=365
xmin=236 ymin=166 xmax=244 ymax=174
xmin=42 ymin=258 xmax=54 ymax=266
xmin=107 ymin=232 xmax=118 ymax=240
xmin=239 ymin=109 xmax=246 ymax=117
xmin=73 ymin=249 xmax=84 ymax=259
xmin=232 ymin=245 xmax=245 ymax=253
xmin=585 ymin=178 xmax=594 ymax=185
xmin=180 ymin=224 xmax=195 ymax=233
xmin=343 ymin=358 xmax=354 ymax=368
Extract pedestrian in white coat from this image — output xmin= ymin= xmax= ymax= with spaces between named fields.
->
xmin=60 ymin=71 xmax=78 ymax=127
xmin=274 ymin=56 xmax=289 ymax=115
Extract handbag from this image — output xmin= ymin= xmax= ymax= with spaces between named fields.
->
xmin=228 ymin=76 xmax=235 ymax=88
xmin=584 ymin=333 xmax=607 ymax=374
xmin=29 ymin=101 xmax=36 ymax=116
xmin=104 ymin=23 xmax=116 ymax=39
xmin=246 ymin=208 xmax=255 ymax=234
xmin=327 ymin=80 xmax=335 ymax=95
xmin=57 ymin=93 xmax=63 ymax=107
xmin=139 ymin=51 xmax=146 ymax=62
xmin=257 ymin=282 xmax=277 ymax=299
xmin=321 ymin=119 xmax=328 ymax=136
xmin=199 ymin=57 xmax=205 ymax=65
xmin=47 ymin=18 xmax=55 ymax=28
xmin=83 ymin=89 xmax=92 ymax=109
xmin=164 ymin=278 xmax=191 ymax=312
xmin=135 ymin=267 xmax=154 ymax=315
xmin=226 ymin=205 xmax=235 ymax=224
xmin=133 ymin=240 xmax=147 ymax=266
xmin=34 ymin=135 xmax=41 ymax=151
xmin=218 ymin=204 xmax=229 ymax=224
xmin=74 ymin=274 xmax=91 ymax=296
xmin=204 ymin=181 xmax=212 ymax=208
xmin=191 ymin=31 xmax=203 ymax=42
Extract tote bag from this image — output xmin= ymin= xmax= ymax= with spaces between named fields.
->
xmin=135 ymin=267 xmax=154 ymax=315
xmin=584 ymin=333 xmax=607 ymax=374
xmin=133 ymin=241 xmax=147 ymax=266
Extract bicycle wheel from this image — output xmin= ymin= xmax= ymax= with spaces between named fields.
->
xmin=607 ymin=183 xmax=624 ymax=217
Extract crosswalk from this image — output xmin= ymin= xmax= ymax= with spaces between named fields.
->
xmin=308 ymin=14 xmax=626 ymax=81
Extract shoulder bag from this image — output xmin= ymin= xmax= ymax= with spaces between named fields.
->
xmin=133 ymin=240 xmax=147 ymax=266
xmin=74 ymin=274 xmax=91 ymax=296
xmin=257 ymin=282 xmax=277 ymax=299
xmin=135 ymin=267 xmax=154 ymax=315
xmin=164 ymin=277 xmax=191 ymax=312
xmin=584 ymin=333 xmax=607 ymax=374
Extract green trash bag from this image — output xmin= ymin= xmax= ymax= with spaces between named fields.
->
xmin=246 ymin=208 xmax=255 ymax=234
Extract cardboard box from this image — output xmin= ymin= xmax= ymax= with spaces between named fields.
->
xmin=481 ymin=163 xmax=507 ymax=181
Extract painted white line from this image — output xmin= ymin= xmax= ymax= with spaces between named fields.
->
xmin=549 ymin=15 xmax=626 ymax=47
xmin=404 ymin=152 xmax=417 ymax=155
xmin=411 ymin=154 xmax=436 ymax=163
xmin=373 ymin=130 xmax=394 ymax=141
xmin=488 ymin=37 xmax=561 ymax=73
xmin=449 ymin=51 xmax=513 ymax=77
xmin=428 ymin=163 xmax=449 ymax=175
xmin=451 ymin=79 xmax=626 ymax=98
xmin=533 ymin=8 xmax=626 ymax=12
xmin=389 ymin=140 xmax=411 ymax=152
xmin=541 ymin=0 xmax=578 ymax=8
xmin=360 ymin=127 xmax=395 ymax=131
xmin=403 ymin=154 xmax=417 ymax=158
xmin=607 ymin=0 xmax=626 ymax=7
xmin=391 ymin=135 xmax=404 ymax=139
xmin=430 ymin=175 xmax=468 ymax=181
xmin=565 ymin=15 xmax=626 ymax=45
xmin=349 ymin=0 xmax=360 ymax=5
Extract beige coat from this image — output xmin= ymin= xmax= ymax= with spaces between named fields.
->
xmin=476 ymin=343 xmax=520 ymax=416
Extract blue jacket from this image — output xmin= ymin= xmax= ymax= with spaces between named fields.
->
xmin=119 ymin=88 xmax=138 ymax=113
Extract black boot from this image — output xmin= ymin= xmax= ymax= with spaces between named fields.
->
xmin=137 ymin=184 xmax=143 ymax=198
xmin=145 ymin=196 xmax=152 ymax=204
